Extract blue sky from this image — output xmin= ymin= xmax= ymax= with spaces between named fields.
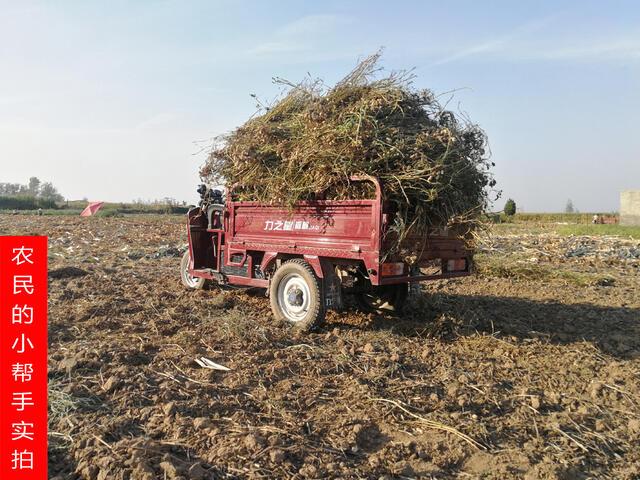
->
xmin=0 ymin=0 xmax=638 ymax=211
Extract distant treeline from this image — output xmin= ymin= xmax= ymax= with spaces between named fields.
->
xmin=92 ymin=203 xmax=191 ymax=215
xmin=1 ymin=201 xmax=190 ymax=215
xmin=1 ymin=177 xmax=190 ymax=214
xmin=488 ymin=212 xmax=618 ymax=224
xmin=0 ymin=196 xmax=58 ymax=210
xmin=0 ymin=177 xmax=64 ymax=203
xmin=0 ymin=176 xmax=64 ymax=211
xmin=64 ymin=200 xmax=191 ymax=215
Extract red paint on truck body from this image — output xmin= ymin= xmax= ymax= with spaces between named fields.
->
xmin=187 ymin=177 xmax=472 ymax=288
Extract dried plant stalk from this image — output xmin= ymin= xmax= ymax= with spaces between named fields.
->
xmin=201 ymin=52 xmax=495 ymax=250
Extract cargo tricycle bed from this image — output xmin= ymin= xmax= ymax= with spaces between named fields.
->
xmin=181 ymin=177 xmax=472 ymax=331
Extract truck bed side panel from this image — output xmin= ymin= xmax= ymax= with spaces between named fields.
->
xmin=229 ymin=201 xmax=380 ymax=253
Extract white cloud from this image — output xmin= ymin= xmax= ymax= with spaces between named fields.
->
xmin=277 ymin=14 xmax=349 ymax=36
xmin=0 ymin=95 xmax=37 ymax=106
xmin=429 ymin=14 xmax=640 ymax=66
xmin=432 ymin=39 xmax=505 ymax=66
xmin=247 ymin=41 xmax=307 ymax=57
xmin=538 ymin=39 xmax=640 ymax=61
xmin=432 ymin=16 xmax=556 ymax=66
xmin=135 ymin=112 xmax=177 ymax=130
xmin=247 ymin=13 xmax=351 ymax=59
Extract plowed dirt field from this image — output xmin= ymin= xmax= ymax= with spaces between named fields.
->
xmin=3 ymin=215 xmax=638 ymax=480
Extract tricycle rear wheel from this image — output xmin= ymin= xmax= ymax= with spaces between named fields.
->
xmin=269 ymin=259 xmax=324 ymax=331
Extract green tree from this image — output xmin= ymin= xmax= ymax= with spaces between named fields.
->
xmin=0 ymin=183 xmax=24 ymax=195
xmin=504 ymin=198 xmax=516 ymax=216
xmin=28 ymin=177 xmax=41 ymax=196
xmin=565 ymin=199 xmax=575 ymax=213
xmin=39 ymin=182 xmax=64 ymax=202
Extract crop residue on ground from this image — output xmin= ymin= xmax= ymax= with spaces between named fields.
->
xmin=3 ymin=215 xmax=636 ymax=479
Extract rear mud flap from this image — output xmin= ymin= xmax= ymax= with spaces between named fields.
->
xmin=321 ymin=261 xmax=343 ymax=311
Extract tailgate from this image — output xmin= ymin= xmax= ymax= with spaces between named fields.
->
xmin=378 ymin=233 xmax=472 ymax=284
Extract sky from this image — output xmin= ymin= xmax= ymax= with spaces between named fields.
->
xmin=0 ymin=0 xmax=638 ymax=212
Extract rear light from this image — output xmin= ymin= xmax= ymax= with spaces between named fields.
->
xmin=447 ymin=258 xmax=467 ymax=272
xmin=381 ymin=262 xmax=405 ymax=276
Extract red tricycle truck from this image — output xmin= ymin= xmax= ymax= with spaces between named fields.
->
xmin=181 ymin=177 xmax=472 ymax=330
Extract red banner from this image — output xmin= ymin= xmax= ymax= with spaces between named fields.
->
xmin=0 ymin=237 xmax=48 ymax=479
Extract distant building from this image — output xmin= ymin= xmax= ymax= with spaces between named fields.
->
xmin=620 ymin=190 xmax=640 ymax=226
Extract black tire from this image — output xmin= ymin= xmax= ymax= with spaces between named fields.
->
xmin=180 ymin=251 xmax=206 ymax=289
xmin=357 ymin=284 xmax=408 ymax=315
xmin=269 ymin=259 xmax=324 ymax=331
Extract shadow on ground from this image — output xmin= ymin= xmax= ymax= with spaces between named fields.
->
xmin=342 ymin=293 xmax=640 ymax=360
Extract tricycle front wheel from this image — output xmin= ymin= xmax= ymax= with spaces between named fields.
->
xmin=180 ymin=251 xmax=206 ymax=289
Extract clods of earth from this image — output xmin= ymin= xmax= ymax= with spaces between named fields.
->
xmin=1 ymin=215 xmax=638 ymax=479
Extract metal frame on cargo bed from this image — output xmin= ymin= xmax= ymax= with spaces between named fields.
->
xmin=181 ymin=176 xmax=472 ymax=331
